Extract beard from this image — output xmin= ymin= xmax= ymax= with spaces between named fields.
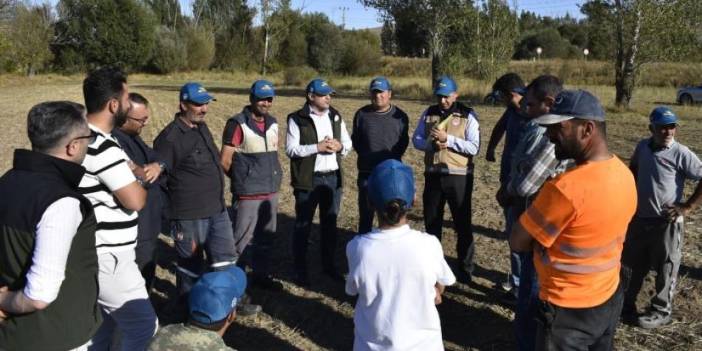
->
xmin=114 ymin=101 xmax=129 ymax=127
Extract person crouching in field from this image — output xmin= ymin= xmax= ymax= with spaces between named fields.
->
xmin=346 ymin=159 xmax=456 ymax=351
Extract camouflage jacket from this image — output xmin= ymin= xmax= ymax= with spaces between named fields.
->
xmin=148 ymin=324 xmax=236 ymax=351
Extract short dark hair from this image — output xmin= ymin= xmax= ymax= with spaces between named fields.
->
xmin=526 ymin=75 xmax=563 ymax=101
xmin=572 ymin=118 xmax=607 ymax=137
xmin=83 ymin=66 xmax=128 ymax=114
xmin=492 ymin=73 xmax=525 ymax=95
xmin=377 ymin=199 xmax=408 ymax=226
xmin=27 ymin=101 xmax=87 ymax=152
xmin=128 ymin=92 xmax=149 ymax=107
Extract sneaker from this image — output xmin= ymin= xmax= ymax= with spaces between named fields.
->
xmin=236 ymin=294 xmax=262 ymax=316
xmin=637 ymin=311 xmax=671 ymax=329
xmin=251 ymin=275 xmax=284 ymax=291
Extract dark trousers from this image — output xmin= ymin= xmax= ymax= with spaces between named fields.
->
xmin=423 ymin=173 xmax=474 ymax=274
xmin=292 ymin=172 xmax=342 ymax=277
xmin=536 ymin=283 xmax=624 ymax=351
xmin=357 ymin=172 xmax=374 ymax=234
xmin=621 ymin=216 xmax=683 ymax=315
xmin=134 ymin=238 xmax=157 ymax=291
xmin=516 ymin=251 xmax=539 ymax=351
xmin=231 ymin=193 xmax=279 ymax=277
xmin=170 ymin=210 xmax=237 ymax=295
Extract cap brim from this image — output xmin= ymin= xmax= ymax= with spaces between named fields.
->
xmin=253 ymin=92 xmax=275 ymax=99
xmin=434 ymin=88 xmax=455 ymax=96
xmin=534 ymin=114 xmax=574 ymax=125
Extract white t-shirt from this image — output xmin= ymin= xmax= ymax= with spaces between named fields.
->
xmin=346 ymin=224 xmax=456 ymax=351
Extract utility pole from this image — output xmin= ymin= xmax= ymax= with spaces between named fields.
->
xmin=338 ymin=6 xmax=348 ymax=29
xmin=261 ymin=0 xmax=271 ymax=76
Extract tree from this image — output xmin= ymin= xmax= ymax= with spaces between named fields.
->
xmin=9 ymin=4 xmax=54 ymax=76
xmin=581 ymin=0 xmax=702 ymax=107
xmin=193 ymin=0 xmax=256 ymax=70
xmin=301 ymin=13 xmax=342 ymax=73
xmin=472 ymin=0 xmax=518 ymax=79
xmin=339 ymin=30 xmax=382 ymax=75
xmin=53 ymin=0 xmax=157 ymax=71
xmin=145 ymin=0 xmax=185 ymax=30
xmin=380 ymin=19 xmax=396 ymax=55
xmin=361 ymin=0 xmax=471 ymax=85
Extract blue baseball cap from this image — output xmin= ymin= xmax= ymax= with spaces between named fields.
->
xmin=369 ymin=76 xmax=391 ymax=92
xmin=434 ymin=76 xmax=457 ymax=96
xmin=649 ymin=106 xmax=678 ymax=125
xmin=367 ymin=159 xmax=415 ymax=210
xmin=250 ymin=80 xmax=275 ymax=99
xmin=534 ymin=89 xmax=605 ymax=125
xmin=188 ymin=266 xmax=247 ymax=325
xmin=180 ymin=82 xmax=215 ymax=104
xmin=306 ymin=78 xmax=335 ymax=95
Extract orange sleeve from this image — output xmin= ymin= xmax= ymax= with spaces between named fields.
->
xmin=519 ymin=181 xmax=576 ymax=248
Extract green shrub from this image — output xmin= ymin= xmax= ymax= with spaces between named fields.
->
xmin=183 ymin=25 xmax=215 ymax=71
xmin=148 ymin=26 xmax=186 ymax=74
xmin=339 ymin=30 xmax=382 ymax=75
xmin=380 ymin=56 xmax=431 ymax=77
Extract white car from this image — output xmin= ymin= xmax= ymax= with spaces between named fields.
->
xmin=677 ymin=84 xmax=702 ymax=105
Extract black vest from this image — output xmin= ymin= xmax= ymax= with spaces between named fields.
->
xmin=0 ymin=150 xmax=101 ymax=350
xmin=228 ymin=107 xmax=283 ymax=196
xmin=287 ymin=104 xmax=343 ymax=190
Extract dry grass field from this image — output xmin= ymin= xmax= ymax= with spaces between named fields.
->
xmin=1 ymin=72 xmax=701 ymax=350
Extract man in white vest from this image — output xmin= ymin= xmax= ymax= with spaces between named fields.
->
xmin=221 ymin=80 xmax=283 ymax=290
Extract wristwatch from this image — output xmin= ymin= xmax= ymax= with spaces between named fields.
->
xmin=158 ymin=161 xmax=167 ymax=172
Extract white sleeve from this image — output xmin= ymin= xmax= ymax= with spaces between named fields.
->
xmin=345 ymin=240 xmax=359 ymax=296
xmin=339 ymin=119 xmax=353 ymax=157
xmin=24 ymin=197 xmax=83 ymax=304
xmin=446 ymin=113 xmax=480 ymax=156
xmin=286 ymin=117 xmax=318 ymax=158
xmin=432 ymin=236 xmax=456 ymax=286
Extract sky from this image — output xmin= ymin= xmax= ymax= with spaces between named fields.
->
xmin=41 ymin=1 xmax=585 ymax=29
xmin=279 ymin=1 xmax=586 ymax=29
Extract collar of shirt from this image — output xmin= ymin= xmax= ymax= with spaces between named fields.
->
xmin=365 ymin=224 xmax=411 ymax=239
xmin=648 ymin=137 xmax=676 ymax=152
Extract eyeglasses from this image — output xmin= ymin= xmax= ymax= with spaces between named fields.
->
xmin=70 ymin=132 xmax=97 ymax=145
xmin=127 ymin=116 xmax=148 ymax=126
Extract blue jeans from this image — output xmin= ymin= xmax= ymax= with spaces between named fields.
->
xmin=292 ymin=172 xmax=342 ymax=277
xmin=171 ymin=210 xmax=237 ymax=295
xmin=515 ymin=251 xmax=539 ymax=351
xmin=357 ymin=173 xmax=374 ymax=234
xmin=506 ymin=206 xmax=522 ymax=289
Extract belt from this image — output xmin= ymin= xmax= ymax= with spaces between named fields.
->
xmin=314 ymin=170 xmax=337 ymax=176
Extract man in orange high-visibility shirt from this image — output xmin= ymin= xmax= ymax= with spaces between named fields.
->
xmin=510 ymin=89 xmax=637 ymax=351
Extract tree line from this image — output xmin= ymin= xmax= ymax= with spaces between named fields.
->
xmin=0 ymin=0 xmax=700 ymax=107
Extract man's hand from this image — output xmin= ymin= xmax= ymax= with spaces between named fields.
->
xmin=142 ymin=163 xmax=163 ymax=183
xmin=434 ymin=283 xmax=445 ymax=305
xmin=127 ymin=161 xmax=147 ymax=180
xmin=434 ymin=140 xmax=448 ymax=150
xmin=486 ymin=148 xmax=496 ymax=162
xmin=328 ymin=138 xmax=343 ymax=152
xmin=663 ymin=203 xmax=691 ymax=221
xmin=317 ymin=137 xmax=335 ymax=154
xmin=430 ymin=128 xmax=448 ymax=143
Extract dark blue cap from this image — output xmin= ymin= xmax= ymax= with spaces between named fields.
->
xmin=368 ymin=159 xmax=415 ymax=210
xmin=534 ymin=89 xmax=605 ymax=125
xmin=188 ymin=266 xmax=247 ymax=325
xmin=369 ymin=76 xmax=391 ymax=92
xmin=306 ymin=78 xmax=335 ymax=95
xmin=250 ymin=80 xmax=275 ymax=99
xmin=434 ymin=76 xmax=457 ymax=96
xmin=180 ymin=82 xmax=215 ymax=104
xmin=649 ymin=106 xmax=678 ymax=125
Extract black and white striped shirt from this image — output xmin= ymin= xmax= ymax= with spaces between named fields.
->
xmin=79 ymin=124 xmax=138 ymax=254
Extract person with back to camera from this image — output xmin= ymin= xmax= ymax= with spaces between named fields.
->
xmin=346 ymin=159 xmax=456 ymax=351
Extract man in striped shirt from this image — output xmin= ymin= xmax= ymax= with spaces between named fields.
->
xmin=79 ymin=66 xmax=157 ymax=350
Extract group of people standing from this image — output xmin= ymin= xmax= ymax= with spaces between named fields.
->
xmin=0 ymin=65 xmax=699 ymax=351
